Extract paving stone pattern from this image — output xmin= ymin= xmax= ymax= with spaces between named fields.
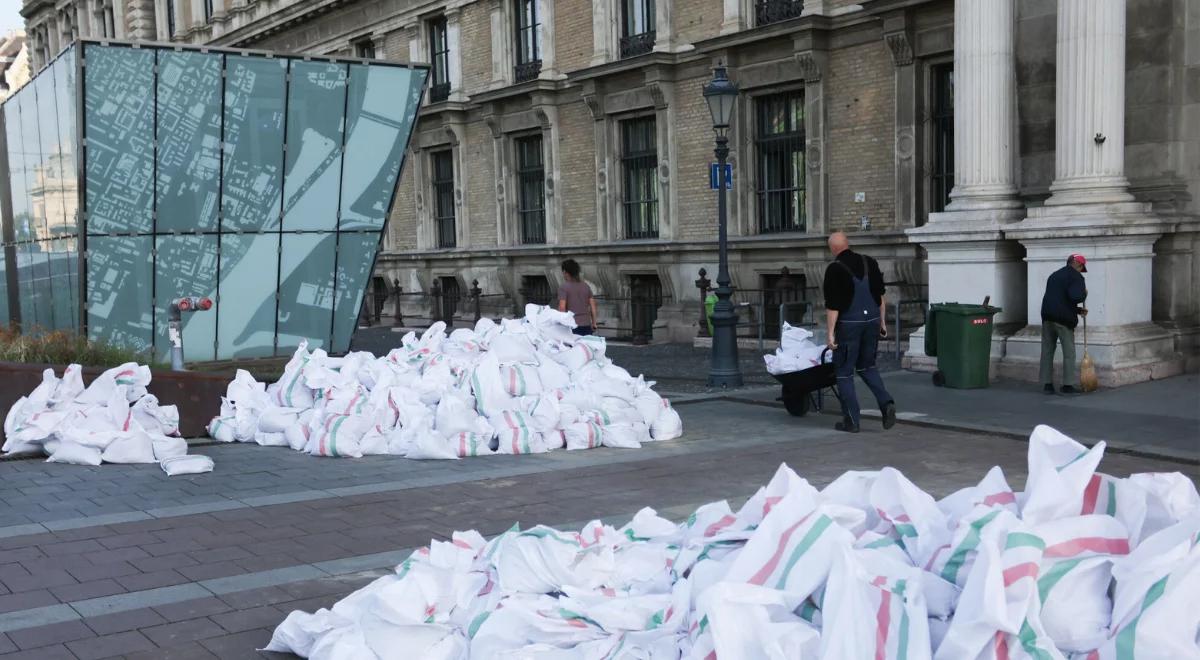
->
xmin=0 ymin=396 xmax=1191 ymax=657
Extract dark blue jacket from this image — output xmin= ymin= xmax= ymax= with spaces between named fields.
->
xmin=1040 ymin=265 xmax=1087 ymax=329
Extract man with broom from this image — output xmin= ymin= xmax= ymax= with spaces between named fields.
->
xmin=1039 ymin=254 xmax=1089 ymax=394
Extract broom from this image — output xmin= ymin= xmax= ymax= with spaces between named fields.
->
xmin=1080 ymin=313 xmax=1098 ymax=392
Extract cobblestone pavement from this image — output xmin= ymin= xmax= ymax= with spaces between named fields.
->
xmin=0 ymin=397 xmax=1191 ymax=658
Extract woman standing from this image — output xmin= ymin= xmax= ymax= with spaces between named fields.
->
xmin=557 ymin=259 xmax=599 ymax=336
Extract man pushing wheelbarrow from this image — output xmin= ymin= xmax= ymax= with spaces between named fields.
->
xmin=823 ymin=232 xmax=897 ymax=433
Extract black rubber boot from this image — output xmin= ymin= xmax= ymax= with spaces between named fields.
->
xmin=882 ymin=402 xmax=897 ymax=430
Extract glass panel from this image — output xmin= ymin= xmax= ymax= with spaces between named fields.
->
xmin=216 ymin=232 xmax=278 ymax=359
xmin=16 ymin=243 xmax=35 ymax=326
xmin=157 ymin=50 xmax=221 ymax=233
xmin=53 ymin=47 xmax=79 ymax=238
xmin=35 ymin=69 xmax=69 ymax=240
xmin=154 ymin=234 xmax=218 ymax=363
xmin=65 ymin=237 xmax=80 ymax=328
xmin=87 ymin=235 xmax=153 ymax=353
xmin=83 ymin=44 xmax=154 ymax=235
xmin=49 ymin=238 xmax=74 ymax=331
xmin=18 ymin=83 xmax=44 ymax=242
xmin=32 ymin=242 xmax=53 ymax=329
xmin=277 ymin=232 xmax=335 ymax=352
xmin=222 ymin=55 xmax=286 ymax=232
xmin=332 ymin=232 xmax=377 ymax=352
xmin=0 ymin=249 xmax=7 ymax=327
xmin=340 ymin=65 xmax=424 ymax=230
xmin=282 ymin=61 xmax=347 ymax=232
xmin=5 ymin=101 xmax=33 ymax=245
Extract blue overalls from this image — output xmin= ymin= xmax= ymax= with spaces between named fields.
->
xmin=834 ymin=256 xmax=893 ymax=426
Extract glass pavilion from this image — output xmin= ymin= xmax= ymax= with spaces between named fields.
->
xmin=0 ymin=39 xmax=427 ymax=362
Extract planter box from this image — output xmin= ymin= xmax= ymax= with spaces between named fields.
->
xmin=0 ymin=362 xmax=229 ymax=441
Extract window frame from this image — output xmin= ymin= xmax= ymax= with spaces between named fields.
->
xmin=203 ymin=0 xmax=214 ymax=22
xmin=514 ymin=133 xmax=546 ymax=245
xmin=428 ymin=17 xmax=450 ymax=102
xmin=165 ymin=0 xmax=176 ymax=37
xmin=430 ymin=149 xmax=457 ymax=249
xmin=354 ymin=39 xmax=377 ymax=59
xmin=619 ymin=0 xmax=656 ymax=58
xmin=930 ymin=62 xmax=954 ymax=214
xmin=619 ymin=116 xmax=659 ymax=240
xmin=754 ymin=90 xmax=807 ymax=235
xmin=513 ymin=0 xmax=542 ymax=82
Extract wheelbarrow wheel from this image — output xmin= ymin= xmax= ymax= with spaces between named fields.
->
xmin=932 ymin=371 xmax=946 ymax=387
xmin=783 ymin=387 xmax=811 ymax=417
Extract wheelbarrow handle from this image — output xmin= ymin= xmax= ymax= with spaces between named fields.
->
xmin=821 ymin=347 xmax=833 ymax=362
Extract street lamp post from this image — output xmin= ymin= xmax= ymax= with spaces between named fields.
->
xmin=703 ymin=65 xmax=743 ymax=388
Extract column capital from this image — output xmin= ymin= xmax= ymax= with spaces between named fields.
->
xmin=884 ymin=30 xmax=913 ymax=67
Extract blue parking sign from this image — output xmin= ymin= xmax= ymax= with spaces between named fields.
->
xmin=709 ymin=163 xmax=733 ymax=190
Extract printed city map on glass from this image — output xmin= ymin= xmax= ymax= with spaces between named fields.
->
xmin=0 ymin=41 xmax=428 ymax=362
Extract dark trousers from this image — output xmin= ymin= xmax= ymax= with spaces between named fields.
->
xmin=572 ymin=325 xmax=593 ymax=336
xmin=834 ymin=321 xmax=893 ymax=425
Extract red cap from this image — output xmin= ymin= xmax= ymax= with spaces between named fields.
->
xmin=1070 ymin=254 xmax=1087 ymax=272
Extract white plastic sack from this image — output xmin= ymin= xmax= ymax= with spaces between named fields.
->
xmin=160 ymin=454 xmax=214 ymax=476
xmin=46 ymin=441 xmax=102 ymax=466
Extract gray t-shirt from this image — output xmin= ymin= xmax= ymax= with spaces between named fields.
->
xmin=557 ymin=280 xmax=594 ymax=327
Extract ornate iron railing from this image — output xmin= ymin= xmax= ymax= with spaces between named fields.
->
xmin=755 ymin=0 xmax=804 ymax=26
xmin=514 ymin=60 xmax=542 ymax=83
xmin=619 ymin=31 xmax=656 ymax=58
xmin=428 ymin=82 xmax=450 ymax=103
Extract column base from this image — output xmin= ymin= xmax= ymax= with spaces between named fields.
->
xmin=999 ymin=322 xmax=1184 ymax=387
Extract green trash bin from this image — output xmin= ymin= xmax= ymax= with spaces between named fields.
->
xmin=705 ymin=293 xmax=717 ymax=335
xmin=924 ymin=302 xmax=1002 ymax=389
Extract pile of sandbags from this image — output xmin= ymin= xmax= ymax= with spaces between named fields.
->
xmin=208 ymin=305 xmax=684 ymax=460
xmin=2 ymin=363 xmax=213 ymax=475
xmin=764 ymin=323 xmax=830 ymax=375
xmin=267 ymin=425 xmax=1200 ymax=659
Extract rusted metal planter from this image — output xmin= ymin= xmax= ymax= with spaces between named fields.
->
xmin=0 ymin=362 xmax=228 ymax=440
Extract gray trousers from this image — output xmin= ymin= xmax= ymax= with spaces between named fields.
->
xmin=1039 ymin=321 xmax=1077 ymax=387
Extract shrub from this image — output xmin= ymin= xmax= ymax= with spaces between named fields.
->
xmin=0 ymin=326 xmax=159 ymax=368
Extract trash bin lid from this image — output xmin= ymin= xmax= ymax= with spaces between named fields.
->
xmin=929 ymin=302 xmax=1003 ymax=315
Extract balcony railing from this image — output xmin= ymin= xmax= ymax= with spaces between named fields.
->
xmin=514 ymin=60 xmax=542 ymax=83
xmin=755 ymin=0 xmax=804 ymax=26
xmin=619 ymin=31 xmax=656 ymax=58
xmin=428 ymin=82 xmax=450 ymax=103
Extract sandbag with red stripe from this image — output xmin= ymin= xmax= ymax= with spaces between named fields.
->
xmin=488 ymin=410 xmax=548 ymax=455
xmin=1023 ymin=425 xmax=1107 ymax=526
xmin=819 ymin=546 xmax=934 ymax=660
xmin=307 ymin=413 xmax=369 ymax=458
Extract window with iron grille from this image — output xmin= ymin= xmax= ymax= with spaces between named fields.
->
xmin=931 ymin=63 xmax=954 ymax=213
xmin=755 ymin=91 xmax=806 ymax=234
xmin=203 ymin=0 xmax=213 ymax=22
xmin=165 ymin=0 xmax=175 ymax=37
xmin=431 ymin=150 xmax=456 ymax=248
xmin=521 ymin=275 xmax=552 ymax=307
xmin=620 ymin=0 xmax=656 ymax=58
xmin=428 ymin=18 xmax=450 ymax=102
xmin=621 ymin=117 xmax=659 ymax=239
xmin=755 ymin=0 xmax=803 ymax=26
xmin=515 ymin=135 xmax=546 ymax=244
xmin=354 ymin=40 xmax=376 ymax=59
xmin=514 ymin=0 xmax=542 ymax=82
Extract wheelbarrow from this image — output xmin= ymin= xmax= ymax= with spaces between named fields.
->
xmin=770 ymin=348 xmax=839 ymax=417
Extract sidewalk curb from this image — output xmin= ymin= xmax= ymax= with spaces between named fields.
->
xmin=715 ymin=395 xmax=1200 ymax=466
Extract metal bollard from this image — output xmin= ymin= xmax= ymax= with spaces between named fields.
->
xmin=392 ymin=278 xmax=404 ymax=327
xmin=168 ymin=296 xmax=213 ymax=371
xmin=470 ymin=279 xmax=482 ymax=323
xmin=695 ymin=268 xmax=711 ymax=338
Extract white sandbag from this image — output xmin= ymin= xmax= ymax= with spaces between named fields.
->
xmin=600 ymin=423 xmax=642 ymax=449
xmin=651 ymin=404 xmax=683 ymax=441
xmin=405 ymin=434 xmax=459 ymax=460
xmin=258 ymin=408 xmax=301 ymax=434
xmin=254 ymin=431 xmax=290 ymax=447
xmin=489 ymin=410 xmax=547 ymax=455
xmin=308 ymin=414 xmax=369 ymax=458
xmin=452 ymin=432 xmax=495 ymax=458
xmin=101 ymin=432 xmax=158 ymax=464
xmin=160 ymin=454 xmax=214 ymax=476
xmin=498 ymin=363 xmax=542 ymax=397
xmin=1022 ymin=424 xmax=1106 ymax=526
xmin=131 ymin=395 xmax=180 ymax=436
xmin=521 ymin=393 xmax=560 ymax=434
xmin=207 ymin=416 xmax=238 ymax=443
xmin=435 ymin=393 xmax=487 ymax=437
xmin=46 ymin=441 xmax=102 ymax=466
xmin=359 ymin=425 xmax=390 ymax=456
xmin=563 ymin=421 xmax=605 ymax=450
xmin=634 ymin=390 xmax=664 ymax=426
xmin=284 ymin=422 xmax=311 ymax=451
xmin=489 ymin=334 xmax=539 ymax=366
xmin=151 ymin=435 xmax=188 ymax=461
xmin=469 ymin=354 xmax=515 ymax=417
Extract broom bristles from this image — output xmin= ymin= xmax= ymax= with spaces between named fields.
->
xmin=1080 ymin=352 xmax=1099 ymax=392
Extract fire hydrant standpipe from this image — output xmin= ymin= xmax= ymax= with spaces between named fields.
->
xmin=169 ymin=297 xmax=213 ymax=371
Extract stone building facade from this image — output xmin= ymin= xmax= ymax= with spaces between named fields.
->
xmin=17 ymin=0 xmax=1200 ymax=384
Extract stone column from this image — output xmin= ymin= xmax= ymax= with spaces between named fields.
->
xmin=488 ymin=0 xmax=510 ymax=88
xmin=537 ymin=0 xmax=560 ymax=79
xmin=1043 ymin=0 xmax=1133 ymax=206
xmin=720 ymin=0 xmax=744 ymax=35
xmin=905 ymin=0 xmax=1026 ymax=369
xmin=445 ymin=7 xmax=466 ymax=102
xmin=1003 ymin=0 xmax=1180 ymax=386
xmin=591 ymin=1 xmax=613 ymax=65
